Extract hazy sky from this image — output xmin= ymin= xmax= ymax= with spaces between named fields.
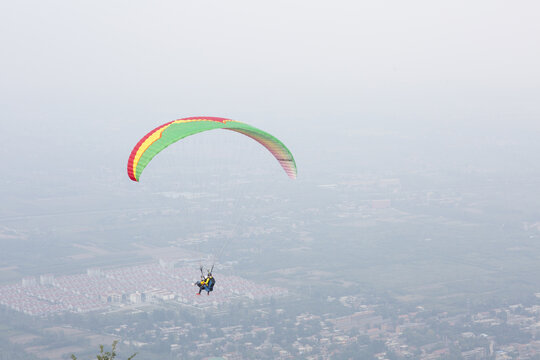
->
xmin=1 ymin=0 xmax=539 ymax=181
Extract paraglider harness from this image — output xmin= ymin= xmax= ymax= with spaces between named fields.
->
xmin=196 ymin=265 xmax=216 ymax=295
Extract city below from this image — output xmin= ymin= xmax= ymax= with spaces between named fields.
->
xmin=0 ymin=260 xmax=287 ymax=317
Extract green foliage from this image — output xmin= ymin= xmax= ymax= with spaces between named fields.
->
xmin=70 ymin=341 xmax=136 ymax=360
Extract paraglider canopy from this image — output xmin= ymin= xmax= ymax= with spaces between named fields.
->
xmin=127 ymin=116 xmax=297 ymax=182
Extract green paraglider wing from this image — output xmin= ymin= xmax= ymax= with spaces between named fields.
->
xmin=127 ymin=116 xmax=297 ymax=181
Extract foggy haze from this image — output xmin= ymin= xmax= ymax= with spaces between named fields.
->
xmin=1 ymin=1 xmax=540 ymax=359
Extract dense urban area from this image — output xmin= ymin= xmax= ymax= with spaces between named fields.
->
xmin=5 ymin=278 xmax=540 ymax=359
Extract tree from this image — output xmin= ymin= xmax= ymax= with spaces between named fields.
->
xmin=71 ymin=341 xmax=136 ymax=360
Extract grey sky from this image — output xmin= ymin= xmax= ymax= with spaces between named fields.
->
xmin=1 ymin=0 xmax=539 ymax=181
